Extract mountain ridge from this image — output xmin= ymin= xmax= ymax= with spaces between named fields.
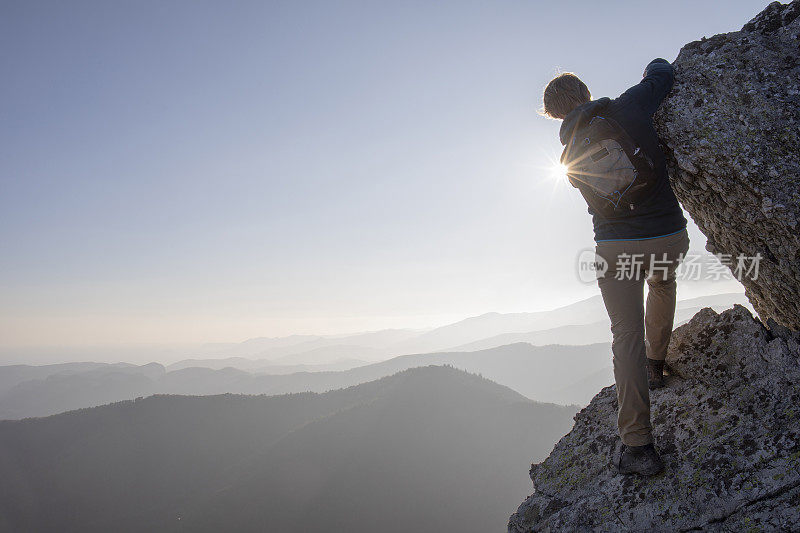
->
xmin=0 ymin=365 xmax=576 ymax=533
xmin=0 ymin=343 xmax=608 ymax=419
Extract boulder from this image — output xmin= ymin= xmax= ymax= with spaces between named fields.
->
xmin=654 ymin=0 xmax=800 ymax=330
xmin=508 ymin=305 xmax=800 ymax=531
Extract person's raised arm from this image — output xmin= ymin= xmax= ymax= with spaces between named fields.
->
xmin=620 ymin=58 xmax=675 ymax=116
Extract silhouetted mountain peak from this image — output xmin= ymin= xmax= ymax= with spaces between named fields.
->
xmin=1 ymin=366 xmax=577 ymax=533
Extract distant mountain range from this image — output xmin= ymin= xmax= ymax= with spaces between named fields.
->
xmin=0 ymin=292 xmax=750 ymax=421
xmin=0 ymin=343 xmax=609 ymax=419
xmin=0 ymin=292 xmax=756 ymax=533
xmin=449 ymin=293 xmax=750 ymax=352
xmin=2 ymin=293 xmax=748 ymax=368
xmin=165 ymin=292 xmax=751 ymax=367
xmin=0 ymin=366 xmax=577 ymax=533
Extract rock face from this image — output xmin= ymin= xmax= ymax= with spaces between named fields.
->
xmin=508 ymin=5 xmax=800 ymax=529
xmin=508 ymin=305 xmax=800 ymax=531
xmin=654 ymin=0 xmax=800 ymax=330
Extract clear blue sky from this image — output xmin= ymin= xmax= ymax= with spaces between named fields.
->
xmin=1 ymin=0 xmax=764 ymax=348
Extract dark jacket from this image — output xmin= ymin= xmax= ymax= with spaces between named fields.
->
xmin=559 ymin=58 xmax=687 ymax=242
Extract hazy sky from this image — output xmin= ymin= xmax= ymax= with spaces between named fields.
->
xmin=1 ymin=1 xmax=764 ymax=348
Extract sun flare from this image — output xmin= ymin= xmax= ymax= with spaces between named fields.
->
xmin=552 ymin=162 xmax=569 ymax=181
xmin=534 ymin=150 xmax=573 ymax=197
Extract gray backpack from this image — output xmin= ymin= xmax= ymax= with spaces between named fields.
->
xmin=560 ymin=115 xmax=657 ymax=217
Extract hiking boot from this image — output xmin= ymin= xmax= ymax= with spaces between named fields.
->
xmin=618 ymin=442 xmax=664 ymax=476
xmin=647 ymin=358 xmax=665 ymax=389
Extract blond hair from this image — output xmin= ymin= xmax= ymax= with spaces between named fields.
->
xmin=540 ymin=72 xmax=591 ymax=120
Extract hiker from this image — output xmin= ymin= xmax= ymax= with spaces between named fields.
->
xmin=541 ymin=59 xmax=688 ymax=476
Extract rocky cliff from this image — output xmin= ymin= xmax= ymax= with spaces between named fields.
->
xmin=509 ymin=3 xmax=800 ymax=530
xmin=509 ymin=305 xmax=800 ymax=531
xmin=654 ymin=0 xmax=800 ymax=330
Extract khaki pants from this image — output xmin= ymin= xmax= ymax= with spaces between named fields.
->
xmin=595 ymin=229 xmax=690 ymax=446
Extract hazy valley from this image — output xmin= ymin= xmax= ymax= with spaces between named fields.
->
xmin=0 ymin=292 xmax=750 ymax=532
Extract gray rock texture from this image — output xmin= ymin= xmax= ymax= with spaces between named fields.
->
xmin=508 ymin=3 xmax=800 ymax=530
xmin=654 ymin=0 xmax=800 ymax=330
xmin=508 ymin=305 xmax=800 ymax=531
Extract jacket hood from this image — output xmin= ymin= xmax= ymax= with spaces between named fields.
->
xmin=558 ymin=97 xmax=611 ymax=146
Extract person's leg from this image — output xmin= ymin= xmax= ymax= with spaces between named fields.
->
xmin=644 ymin=272 xmax=677 ymax=361
xmin=596 ymin=243 xmax=651 ymax=447
xmin=644 ymin=230 xmax=690 ymax=386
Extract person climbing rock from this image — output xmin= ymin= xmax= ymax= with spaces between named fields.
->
xmin=540 ymin=59 xmax=689 ymax=476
